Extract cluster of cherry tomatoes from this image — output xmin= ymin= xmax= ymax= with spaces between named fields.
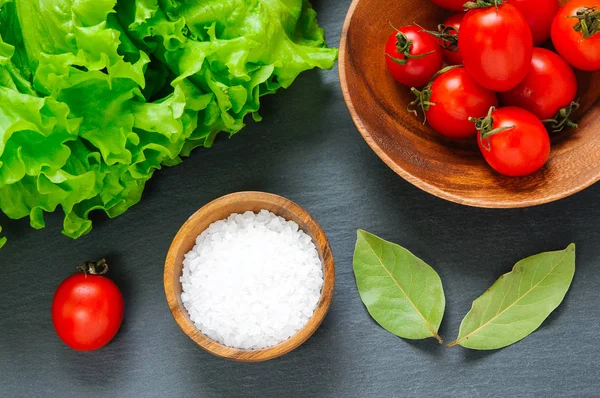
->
xmin=385 ymin=0 xmax=600 ymax=177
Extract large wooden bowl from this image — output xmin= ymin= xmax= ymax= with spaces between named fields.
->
xmin=164 ymin=192 xmax=335 ymax=362
xmin=339 ymin=0 xmax=600 ymax=208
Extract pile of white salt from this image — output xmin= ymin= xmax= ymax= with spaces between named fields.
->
xmin=180 ymin=210 xmax=324 ymax=350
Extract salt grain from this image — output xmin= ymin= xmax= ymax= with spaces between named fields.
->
xmin=180 ymin=210 xmax=324 ymax=350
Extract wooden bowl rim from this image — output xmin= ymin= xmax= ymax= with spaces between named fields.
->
xmin=338 ymin=0 xmax=600 ymax=209
xmin=164 ymin=191 xmax=335 ymax=362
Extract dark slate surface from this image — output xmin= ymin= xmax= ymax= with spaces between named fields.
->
xmin=1 ymin=1 xmax=599 ymax=397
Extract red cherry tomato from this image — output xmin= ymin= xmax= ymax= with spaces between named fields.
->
xmin=385 ymin=25 xmax=444 ymax=87
xmin=52 ymin=260 xmax=124 ymax=351
xmin=474 ymin=107 xmax=550 ymax=177
xmin=460 ymin=3 xmax=533 ymax=91
xmin=410 ymin=66 xmax=499 ymax=138
xmin=441 ymin=13 xmax=465 ymax=65
xmin=429 ymin=0 xmax=468 ymax=11
xmin=551 ymin=0 xmax=600 ymax=71
xmin=423 ymin=13 xmax=466 ymax=65
xmin=506 ymin=0 xmax=560 ymax=45
xmin=500 ymin=48 xmax=578 ymax=131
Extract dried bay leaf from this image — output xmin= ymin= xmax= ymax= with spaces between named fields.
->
xmin=449 ymin=244 xmax=576 ymax=350
xmin=353 ymin=230 xmax=445 ymax=343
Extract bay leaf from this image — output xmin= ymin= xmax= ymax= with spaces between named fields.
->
xmin=353 ymin=230 xmax=445 ymax=343
xmin=448 ymin=244 xmax=576 ymax=350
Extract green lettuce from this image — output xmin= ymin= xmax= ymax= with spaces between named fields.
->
xmin=0 ymin=0 xmax=337 ymax=245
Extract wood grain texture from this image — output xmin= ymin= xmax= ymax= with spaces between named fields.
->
xmin=339 ymin=0 xmax=600 ymax=208
xmin=164 ymin=191 xmax=335 ymax=362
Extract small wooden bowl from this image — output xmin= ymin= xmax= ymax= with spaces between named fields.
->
xmin=164 ymin=192 xmax=335 ymax=362
xmin=339 ymin=0 xmax=600 ymax=208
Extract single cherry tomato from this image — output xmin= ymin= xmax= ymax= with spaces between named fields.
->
xmin=473 ymin=107 xmax=550 ymax=177
xmin=460 ymin=2 xmax=533 ymax=91
xmin=410 ymin=66 xmax=499 ymax=138
xmin=429 ymin=0 xmax=468 ymax=11
xmin=506 ymin=0 xmax=560 ymax=45
xmin=500 ymin=48 xmax=579 ymax=132
xmin=52 ymin=259 xmax=124 ymax=351
xmin=551 ymin=0 xmax=600 ymax=71
xmin=422 ymin=13 xmax=466 ymax=65
xmin=385 ymin=25 xmax=444 ymax=87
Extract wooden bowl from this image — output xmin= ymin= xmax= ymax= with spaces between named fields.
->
xmin=164 ymin=192 xmax=335 ymax=362
xmin=339 ymin=0 xmax=600 ymax=208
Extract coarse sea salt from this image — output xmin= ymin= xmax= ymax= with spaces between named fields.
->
xmin=180 ymin=209 xmax=324 ymax=350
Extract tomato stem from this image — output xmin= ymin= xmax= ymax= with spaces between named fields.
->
xmin=408 ymin=87 xmax=435 ymax=124
xmin=77 ymin=259 xmax=109 ymax=276
xmin=542 ymin=101 xmax=580 ymax=132
xmin=385 ymin=31 xmax=435 ymax=65
xmin=418 ymin=24 xmax=459 ymax=52
xmin=464 ymin=0 xmax=503 ymax=10
xmin=470 ymin=107 xmax=514 ymax=151
xmin=430 ymin=64 xmax=463 ymax=81
xmin=569 ymin=7 xmax=600 ymax=38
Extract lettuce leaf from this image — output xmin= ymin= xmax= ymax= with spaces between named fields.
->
xmin=0 ymin=0 xmax=337 ymax=245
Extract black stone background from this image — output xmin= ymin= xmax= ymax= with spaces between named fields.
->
xmin=1 ymin=1 xmax=599 ymax=396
